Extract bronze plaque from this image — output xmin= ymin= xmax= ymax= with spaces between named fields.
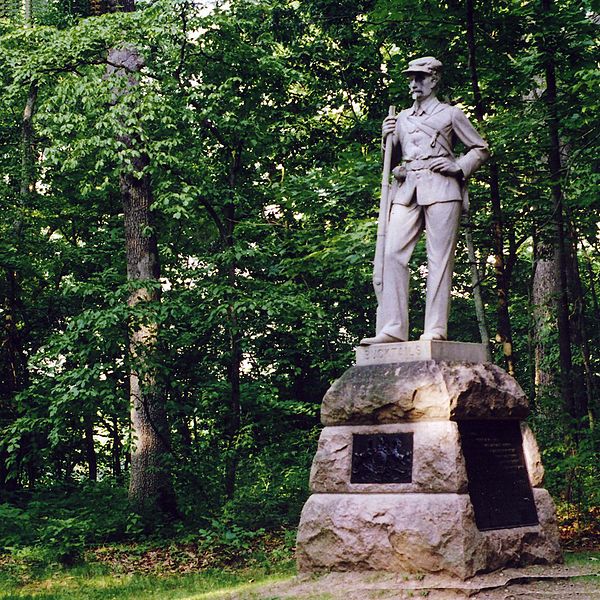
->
xmin=459 ymin=420 xmax=539 ymax=531
xmin=351 ymin=433 xmax=413 ymax=484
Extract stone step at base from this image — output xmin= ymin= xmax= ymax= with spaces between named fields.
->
xmin=296 ymin=490 xmax=561 ymax=580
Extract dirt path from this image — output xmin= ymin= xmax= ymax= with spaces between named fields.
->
xmin=219 ymin=560 xmax=600 ymax=599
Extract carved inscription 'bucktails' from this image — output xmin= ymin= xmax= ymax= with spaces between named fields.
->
xmin=362 ymin=343 xmax=423 ymax=362
xmin=355 ymin=340 xmax=488 ymax=366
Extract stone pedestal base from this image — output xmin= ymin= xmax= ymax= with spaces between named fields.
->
xmin=297 ymin=359 xmax=562 ymax=579
xmin=297 ymin=490 xmax=561 ymax=579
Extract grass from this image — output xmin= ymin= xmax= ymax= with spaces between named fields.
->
xmin=0 ymin=524 xmax=298 ymax=599
xmin=563 ymin=549 xmax=600 ymax=578
xmin=0 ymin=561 xmax=296 ymax=599
xmin=1 ymin=550 xmax=598 ymax=599
xmin=564 ymin=550 xmax=600 ymax=564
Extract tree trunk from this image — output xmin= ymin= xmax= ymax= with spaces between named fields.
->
xmin=465 ymin=0 xmax=514 ymax=374
xmin=223 ymin=147 xmax=242 ymax=501
xmin=111 ymin=414 xmax=123 ymax=481
xmin=123 ymin=158 xmax=177 ymax=516
xmin=0 ymin=82 xmax=37 ymax=490
xmin=540 ymin=0 xmax=575 ymax=419
xmin=225 ymin=324 xmax=242 ymax=500
xmin=173 ymin=391 xmax=193 ymax=457
xmin=22 ymin=0 xmax=31 ymax=22
xmin=584 ymin=252 xmax=599 ymax=318
xmin=583 ymin=252 xmax=599 ymax=428
xmin=84 ymin=413 xmax=97 ymax=481
xmin=532 ymin=234 xmax=559 ymax=395
xmin=190 ymin=126 xmax=243 ymax=500
xmin=489 ymin=162 xmax=515 ymax=376
xmin=464 ymin=214 xmax=491 ymax=359
xmin=564 ymin=219 xmax=594 ymax=427
xmin=107 ymin=45 xmax=177 ymax=518
xmin=3 ymin=271 xmax=28 ymax=397
xmin=5 ymin=82 xmax=38 ymax=394
xmin=21 ymin=83 xmax=37 ymax=199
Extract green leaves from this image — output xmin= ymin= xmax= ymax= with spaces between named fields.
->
xmin=0 ymin=0 xmax=598 ymax=533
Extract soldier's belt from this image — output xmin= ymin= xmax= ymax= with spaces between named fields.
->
xmin=403 ymin=157 xmax=451 ymax=171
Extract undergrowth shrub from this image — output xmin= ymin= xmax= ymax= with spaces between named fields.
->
xmin=0 ymin=480 xmax=139 ymax=565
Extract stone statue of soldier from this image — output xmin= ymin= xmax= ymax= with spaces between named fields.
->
xmin=361 ymin=56 xmax=490 ymax=345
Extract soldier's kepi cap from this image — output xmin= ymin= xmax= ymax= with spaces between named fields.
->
xmin=402 ymin=56 xmax=443 ymax=76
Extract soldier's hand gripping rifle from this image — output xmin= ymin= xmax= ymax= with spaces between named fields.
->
xmin=373 ymin=105 xmax=396 ymax=303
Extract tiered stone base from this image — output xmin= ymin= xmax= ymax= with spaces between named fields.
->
xmin=296 ymin=347 xmax=562 ymax=579
xmin=298 ymin=491 xmax=560 ymax=579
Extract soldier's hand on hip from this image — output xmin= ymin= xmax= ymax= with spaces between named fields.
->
xmin=392 ymin=165 xmax=407 ymax=181
xmin=381 ymin=115 xmax=397 ymax=137
xmin=429 ymin=157 xmax=463 ymax=177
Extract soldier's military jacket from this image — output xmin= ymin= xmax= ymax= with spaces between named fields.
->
xmin=390 ymin=96 xmax=489 ymax=206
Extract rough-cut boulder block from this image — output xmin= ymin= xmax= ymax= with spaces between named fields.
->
xmin=296 ymin=490 xmax=561 ymax=579
xmin=321 ymin=361 xmax=530 ymax=425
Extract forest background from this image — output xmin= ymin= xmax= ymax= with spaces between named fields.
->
xmin=0 ymin=0 xmax=599 ymax=582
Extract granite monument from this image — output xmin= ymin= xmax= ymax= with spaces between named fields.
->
xmin=296 ymin=56 xmax=562 ymax=580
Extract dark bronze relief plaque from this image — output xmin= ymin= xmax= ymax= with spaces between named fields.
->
xmin=351 ymin=433 xmax=413 ymax=484
xmin=458 ymin=420 xmax=539 ymax=531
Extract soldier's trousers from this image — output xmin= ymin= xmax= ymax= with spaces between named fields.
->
xmin=376 ymin=200 xmax=462 ymax=341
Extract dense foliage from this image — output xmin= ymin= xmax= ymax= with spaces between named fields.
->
xmin=0 ymin=0 xmax=598 ymax=561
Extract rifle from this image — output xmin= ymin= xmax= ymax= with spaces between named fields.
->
xmin=373 ymin=105 xmax=396 ymax=304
